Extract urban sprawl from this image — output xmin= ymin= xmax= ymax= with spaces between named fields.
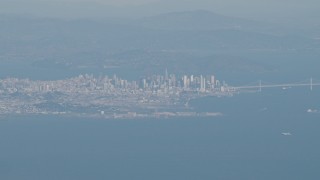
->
xmin=0 ymin=71 xmax=233 ymax=119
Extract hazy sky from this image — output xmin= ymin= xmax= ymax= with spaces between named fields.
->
xmin=0 ymin=0 xmax=319 ymax=22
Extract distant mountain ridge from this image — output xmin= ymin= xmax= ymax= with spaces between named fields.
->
xmin=0 ymin=11 xmax=319 ymax=80
xmin=136 ymin=10 xmax=283 ymax=35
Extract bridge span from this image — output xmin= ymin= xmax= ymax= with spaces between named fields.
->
xmin=230 ymin=78 xmax=320 ymax=91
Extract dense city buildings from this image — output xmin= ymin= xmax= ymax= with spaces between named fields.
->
xmin=0 ymin=71 xmax=230 ymax=94
xmin=0 ymin=71 xmax=232 ymax=118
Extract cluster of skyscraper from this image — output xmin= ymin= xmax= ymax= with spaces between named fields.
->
xmin=0 ymin=70 xmax=227 ymax=94
xmin=138 ymin=69 xmax=224 ymax=92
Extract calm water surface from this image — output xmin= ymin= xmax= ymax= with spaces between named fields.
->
xmin=0 ymin=88 xmax=320 ymax=180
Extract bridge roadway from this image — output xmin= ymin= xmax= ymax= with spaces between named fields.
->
xmin=231 ymin=83 xmax=320 ymax=90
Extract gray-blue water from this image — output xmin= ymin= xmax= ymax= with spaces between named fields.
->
xmin=1 ymin=87 xmax=320 ymax=180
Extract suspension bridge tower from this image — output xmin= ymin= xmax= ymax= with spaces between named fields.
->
xmin=259 ymin=80 xmax=262 ymax=92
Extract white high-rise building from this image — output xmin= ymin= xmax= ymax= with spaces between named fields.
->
xmin=183 ymin=75 xmax=188 ymax=89
xmin=143 ymin=79 xmax=147 ymax=89
xmin=165 ymin=68 xmax=168 ymax=81
xmin=200 ymin=75 xmax=206 ymax=92
xmin=210 ymin=75 xmax=215 ymax=89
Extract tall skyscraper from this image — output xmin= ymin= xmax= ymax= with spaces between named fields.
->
xmin=143 ymin=79 xmax=147 ymax=89
xmin=211 ymin=75 xmax=215 ymax=89
xmin=200 ymin=75 xmax=206 ymax=92
xmin=165 ymin=68 xmax=168 ymax=81
xmin=183 ymin=75 xmax=188 ymax=89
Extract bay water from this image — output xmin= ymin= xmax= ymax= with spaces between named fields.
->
xmin=0 ymin=87 xmax=319 ymax=180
